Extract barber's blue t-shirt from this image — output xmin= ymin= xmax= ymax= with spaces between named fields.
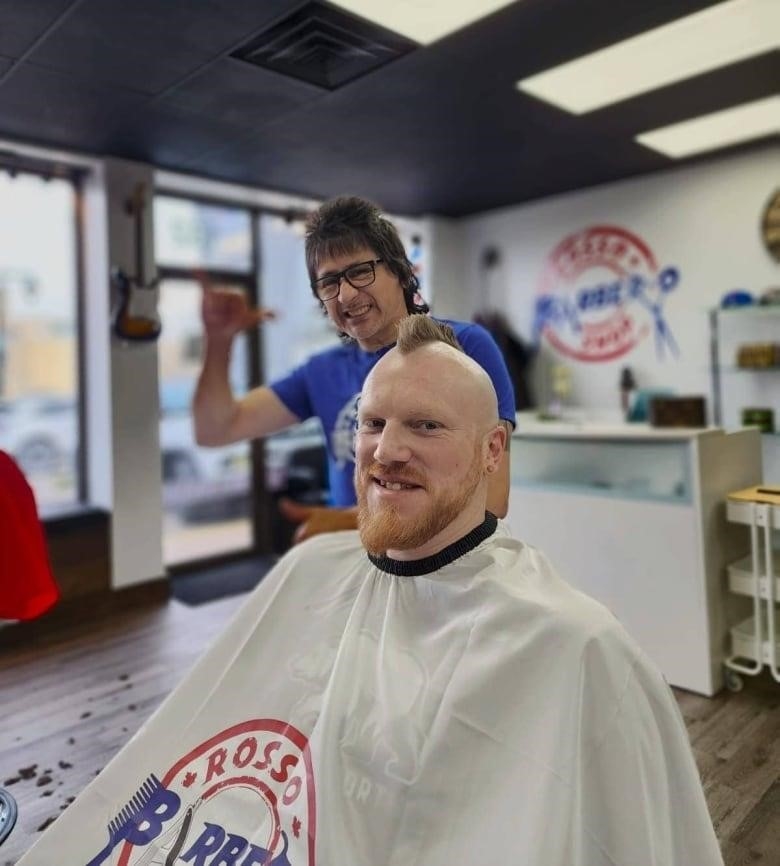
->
xmin=270 ymin=318 xmax=516 ymax=506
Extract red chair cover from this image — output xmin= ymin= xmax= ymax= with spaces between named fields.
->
xmin=0 ymin=450 xmax=59 ymax=620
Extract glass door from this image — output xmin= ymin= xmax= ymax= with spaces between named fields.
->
xmin=157 ymin=277 xmax=253 ymax=566
xmin=154 ymin=194 xmax=258 ymax=568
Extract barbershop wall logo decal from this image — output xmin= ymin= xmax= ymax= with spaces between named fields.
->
xmin=84 ymin=720 xmax=315 ymax=866
xmin=532 ymin=225 xmax=681 ymax=362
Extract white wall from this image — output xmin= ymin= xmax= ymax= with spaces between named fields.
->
xmin=423 ymin=215 xmax=469 ymax=318
xmin=456 ymin=145 xmax=778 ymax=418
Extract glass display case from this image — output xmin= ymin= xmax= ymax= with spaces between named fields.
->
xmin=513 ymin=436 xmax=691 ymax=503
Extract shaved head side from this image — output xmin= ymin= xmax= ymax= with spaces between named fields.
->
xmin=381 ymin=316 xmax=500 ymax=428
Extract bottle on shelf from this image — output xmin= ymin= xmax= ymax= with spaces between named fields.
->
xmin=619 ymin=366 xmax=636 ymax=420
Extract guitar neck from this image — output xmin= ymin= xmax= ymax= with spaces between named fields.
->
xmin=128 ymin=183 xmax=147 ymax=285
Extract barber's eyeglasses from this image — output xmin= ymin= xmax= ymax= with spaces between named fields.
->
xmin=311 ymin=259 xmax=383 ymax=302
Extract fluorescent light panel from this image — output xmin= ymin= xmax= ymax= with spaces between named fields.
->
xmin=516 ymin=0 xmax=780 ymax=114
xmin=328 ymin=0 xmax=517 ymax=45
xmin=635 ymin=96 xmax=780 ymax=158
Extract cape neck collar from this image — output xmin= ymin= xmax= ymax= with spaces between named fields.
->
xmin=367 ymin=512 xmax=498 ymax=577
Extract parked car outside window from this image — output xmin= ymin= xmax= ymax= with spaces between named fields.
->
xmin=159 ymin=379 xmax=329 ymax=521
xmin=0 ymin=395 xmax=77 ymax=475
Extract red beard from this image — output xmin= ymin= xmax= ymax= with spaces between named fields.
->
xmin=356 ymin=456 xmax=483 ymax=555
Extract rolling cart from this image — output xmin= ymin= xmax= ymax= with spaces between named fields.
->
xmin=724 ymin=486 xmax=780 ymax=691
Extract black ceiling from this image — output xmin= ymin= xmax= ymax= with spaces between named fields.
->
xmin=0 ymin=0 xmax=774 ymax=216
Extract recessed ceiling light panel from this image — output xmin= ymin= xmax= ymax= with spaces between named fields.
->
xmin=635 ymin=96 xmax=780 ymax=158
xmin=516 ymin=0 xmax=779 ymax=114
xmin=328 ymin=0 xmax=517 ymax=45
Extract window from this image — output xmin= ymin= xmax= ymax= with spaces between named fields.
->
xmin=154 ymin=195 xmax=255 ymax=567
xmin=0 ymin=169 xmax=81 ymax=514
xmin=155 ymin=196 xmax=253 ymax=272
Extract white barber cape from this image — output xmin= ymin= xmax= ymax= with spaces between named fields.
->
xmin=17 ymin=516 xmax=723 ymax=866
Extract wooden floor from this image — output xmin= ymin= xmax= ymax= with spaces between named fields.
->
xmin=1 ymin=594 xmax=779 ymax=865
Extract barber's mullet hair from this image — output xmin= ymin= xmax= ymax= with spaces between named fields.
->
xmin=395 ymin=315 xmax=463 ymax=355
xmin=305 ymin=196 xmax=429 ymax=317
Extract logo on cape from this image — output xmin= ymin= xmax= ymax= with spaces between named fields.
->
xmin=533 ymin=225 xmax=680 ymax=362
xmin=331 ymin=393 xmax=359 ymax=469
xmin=84 ymin=719 xmax=315 ymax=866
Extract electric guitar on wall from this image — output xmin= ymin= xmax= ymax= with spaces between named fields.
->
xmin=111 ymin=183 xmax=162 ymax=342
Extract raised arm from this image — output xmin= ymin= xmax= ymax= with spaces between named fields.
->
xmin=193 ymin=283 xmax=300 ymax=446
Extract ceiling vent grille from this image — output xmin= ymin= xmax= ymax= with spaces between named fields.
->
xmin=231 ymin=1 xmax=417 ymax=90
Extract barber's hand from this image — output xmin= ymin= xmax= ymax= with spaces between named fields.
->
xmin=278 ymin=498 xmax=358 ymax=544
xmin=199 ymin=272 xmax=275 ymax=342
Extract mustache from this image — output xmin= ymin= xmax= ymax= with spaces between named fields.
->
xmin=359 ymin=461 xmax=426 ymax=487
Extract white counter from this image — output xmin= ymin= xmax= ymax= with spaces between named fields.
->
xmin=512 ymin=417 xmax=723 ymax=441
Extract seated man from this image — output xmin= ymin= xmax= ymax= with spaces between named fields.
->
xmin=17 ymin=317 xmax=722 ymax=865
